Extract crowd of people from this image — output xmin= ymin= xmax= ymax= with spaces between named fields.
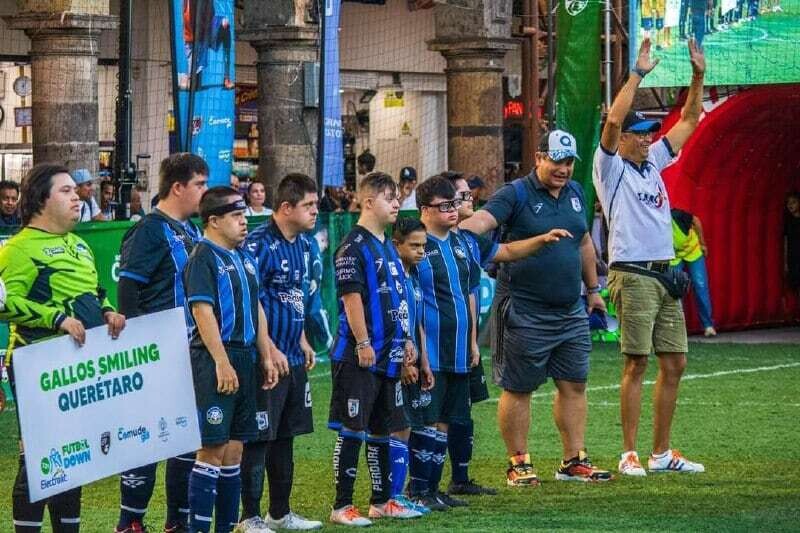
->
xmin=0 ymin=36 xmax=797 ymax=533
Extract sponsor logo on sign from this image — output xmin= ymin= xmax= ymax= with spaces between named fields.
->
xmin=207 ymin=406 xmax=224 ymax=425
xmin=39 ymin=439 xmax=92 ymax=488
xmin=175 ymin=416 xmax=188 ymax=428
xmin=256 ymin=411 xmax=269 ymax=431
xmin=158 ymin=417 xmax=170 ymax=442
xmin=100 ymin=431 xmax=111 ymax=455
xmin=118 ymin=425 xmax=150 ymax=443
xmin=347 ymin=399 xmax=360 ymax=417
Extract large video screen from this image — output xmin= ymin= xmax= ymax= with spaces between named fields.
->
xmin=631 ymin=0 xmax=800 ymax=87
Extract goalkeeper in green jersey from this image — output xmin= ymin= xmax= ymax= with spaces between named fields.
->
xmin=0 ymin=163 xmax=126 ymax=533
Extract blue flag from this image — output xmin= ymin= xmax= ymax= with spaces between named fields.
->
xmin=322 ymin=0 xmax=344 ymax=187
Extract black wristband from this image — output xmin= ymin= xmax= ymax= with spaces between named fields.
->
xmin=632 ymin=67 xmax=648 ymax=79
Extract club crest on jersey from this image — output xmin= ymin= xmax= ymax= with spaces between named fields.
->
xmin=347 ymin=399 xmax=360 ymax=417
xmin=453 ymin=246 xmax=467 ymax=259
xmin=571 ymin=197 xmax=582 ymax=212
xmin=244 ymin=259 xmax=256 ymax=276
xmin=389 ymin=262 xmax=399 ymax=276
xmin=256 ymin=411 xmax=269 ymax=430
xmin=395 ymin=280 xmax=403 ymax=294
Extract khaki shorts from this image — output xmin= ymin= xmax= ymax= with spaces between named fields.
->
xmin=608 ymin=269 xmax=688 ymax=356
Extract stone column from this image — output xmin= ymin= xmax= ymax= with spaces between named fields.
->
xmin=4 ymin=4 xmax=117 ymax=173
xmin=429 ymin=0 xmax=516 ymax=193
xmin=240 ymin=1 xmax=319 ymax=193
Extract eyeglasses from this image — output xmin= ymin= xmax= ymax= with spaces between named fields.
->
xmin=424 ymin=199 xmax=462 ymax=212
xmin=457 ymin=191 xmax=473 ymax=201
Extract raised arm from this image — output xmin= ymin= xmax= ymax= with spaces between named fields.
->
xmin=665 ymin=39 xmax=705 ymax=152
xmin=459 ymin=209 xmax=499 ymax=236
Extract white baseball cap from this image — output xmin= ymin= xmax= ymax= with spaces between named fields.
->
xmin=539 ymin=129 xmax=580 ymax=161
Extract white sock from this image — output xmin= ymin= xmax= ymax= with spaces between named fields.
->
xmin=651 ymin=449 xmax=671 ymax=459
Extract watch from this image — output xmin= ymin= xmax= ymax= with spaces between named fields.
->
xmin=632 ymin=67 xmax=648 ymax=79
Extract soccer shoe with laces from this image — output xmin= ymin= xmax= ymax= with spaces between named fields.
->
xmin=393 ymin=494 xmax=431 ymax=514
xmin=555 ymin=450 xmax=613 ymax=482
xmin=618 ymin=451 xmax=647 ymax=476
xmin=506 ymin=453 xmax=540 ymax=486
xmin=234 ymin=516 xmax=275 ymax=532
xmin=434 ymin=491 xmax=468 ymax=507
xmin=448 ymin=479 xmax=498 ymax=495
xmin=368 ymin=498 xmax=423 ymax=519
xmin=115 ymin=521 xmax=148 ymax=533
xmin=329 ymin=505 xmax=372 ymax=527
xmin=266 ymin=511 xmax=322 ymax=530
xmin=648 ymin=449 xmax=705 ymax=473
xmin=411 ymin=492 xmax=449 ymax=512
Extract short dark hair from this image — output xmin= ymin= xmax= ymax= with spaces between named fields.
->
xmin=274 ymin=173 xmax=318 ymax=210
xmin=392 ymin=217 xmax=426 ymax=242
xmin=100 ymin=180 xmax=114 ymax=192
xmin=357 ymin=150 xmax=376 ymax=172
xmin=19 ymin=163 xmax=70 ymax=226
xmin=158 ymin=153 xmax=209 ymax=200
xmin=415 ymin=176 xmax=455 ymax=210
xmin=359 ymin=172 xmax=397 ymax=198
xmin=0 ymin=180 xmax=20 ymax=194
xmin=439 ymin=171 xmax=464 ymax=184
xmin=199 ymin=186 xmax=241 ymax=224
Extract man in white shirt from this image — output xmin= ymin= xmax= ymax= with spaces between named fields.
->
xmin=72 ymin=168 xmax=105 ymax=222
xmin=592 ymin=37 xmax=706 ymax=477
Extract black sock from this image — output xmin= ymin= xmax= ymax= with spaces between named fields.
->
xmin=165 ymin=452 xmax=195 ymax=527
xmin=240 ymin=441 xmax=268 ymax=520
xmin=366 ymin=436 xmax=391 ymax=505
xmin=118 ymin=462 xmax=157 ymax=528
xmin=48 ymin=487 xmax=81 ymax=533
xmin=266 ymin=438 xmax=294 ymax=520
xmin=448 ymin=420 xmax=473 ymax=484
xmin=429 ymin=430 xmax=448 ymax=494
xmin=333 ymin=429 xmax=363 ymax=509
xmin=13 ymin=454 xmax=46 ymax=532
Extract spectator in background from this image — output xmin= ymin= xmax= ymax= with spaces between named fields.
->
xmin=0 ymin=181 xmax=21 ymax=228
xmin=785 ymin=192 xmax=800 ymax=303
xmin=399 ymin=167 xmax=418 ymax=210
xmin=100 ymin=180 xmax=116 ymax=220
xmin=230 ymin=173 xmax=241 ymax=193
xmin=356 ymin=149 xmax=376 ymax=176
xmin=671 ymin=208 xmax=716 ymax=336
xmin=319 ymin=186 xmax=352 ymax=213
xmin=467 ymin=176 xmax=487 ymax=209
xmin=73 ymin=169 xmax=105 ymax=222
xmin=245 ymin=181 xmax=272 ymax=217
xmin=129 ymin=187 xmax=146 ymax=222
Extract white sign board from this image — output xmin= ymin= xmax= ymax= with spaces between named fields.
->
xmin=13 ymin=307 xmax=200 ymax=502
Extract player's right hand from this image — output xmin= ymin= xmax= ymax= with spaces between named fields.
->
xmin=541 ymin=228 xmax=573 ymax=244
xmin=272 ymin=347 xmax=290 ymax=377
xmin=261 ymin=357 xmax=279 ymax=390
xmin=420 ymin=364 xmax=435 ymax=391
xmin=401 ymin=364 xmax=419 ymax=385
xmin=357 ymin=345 xmax=376 ymax=368
xmin=60 ymin=317 xmax=86 ymax=346
xmin=215 ymin=360 xmax=239 ymax=395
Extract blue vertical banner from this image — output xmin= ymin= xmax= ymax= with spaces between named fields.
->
xmin=169 ymin=0 xmax=235 ymax=186
xmin=322 ymin=0 xmax=344 ymax=187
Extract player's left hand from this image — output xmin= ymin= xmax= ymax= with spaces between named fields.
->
xmin=586 ymin=292 xmax=607 ymax=314
xmin=272 ymin=347 xmax=290 ymax=377
xmin=261 ymin=357 xmax=279 ymax=390
xmin=420 ymin=364 xmax=435 ymax=391
xmin=404 ymin=339 xmax=418 ymax=366
xmin=688 ymin=37 xmax=705 ymax=75
xmin=104 ymin=311 xmax=126 ymax=339
xmin=470 ymin=342 xmax=480 ymax=368
xmin=300 ymin=339 xmax=316 ymax=370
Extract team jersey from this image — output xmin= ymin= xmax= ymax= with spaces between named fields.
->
xmin=418 ymin=231 xmax=492 ymax=374
xmin=118 ymin=209 xmax=202 ymax=316
xmin=184 ymin=239 xmax=261 ymax=349
xmin=0 ymin=227 xmax=113 ymax=356
xmin=405 ymin=267 xmax=423 ymax=352
xmin=245 ymin=221 xmax=311 ymax=367
xmin=331 ymin=225 xmax=408 ymax=378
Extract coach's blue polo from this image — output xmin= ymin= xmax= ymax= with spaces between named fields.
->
xmin=483 ymin=172 xmax=588 ymax=312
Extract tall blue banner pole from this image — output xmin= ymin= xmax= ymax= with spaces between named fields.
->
xmin=321 ymin=0 xmax=344 ymax=188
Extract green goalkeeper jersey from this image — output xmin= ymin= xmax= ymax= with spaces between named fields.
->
xmin=0 ymin=227 xmax=113 ymax=358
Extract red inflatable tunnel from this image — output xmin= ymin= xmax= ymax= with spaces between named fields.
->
xmin=658 ymin=85 xmax=800 ymax=333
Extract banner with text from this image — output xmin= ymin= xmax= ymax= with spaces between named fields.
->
xmin=322 ymin=0 xmax=345 ymax=187
xmin=14 ymin=308 xmax=200 ymax=502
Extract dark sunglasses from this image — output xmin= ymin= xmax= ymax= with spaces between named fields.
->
xmin=425 ymin=199 xmax=462 ymax=213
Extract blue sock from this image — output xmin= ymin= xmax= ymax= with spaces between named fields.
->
xmin=408 ymin=427 xmax=436 ymax=496
xmin=448 ymin=420 xmax=473 ymax=484
xmin=429 ymin=430 xmax=448 ymax=494
xmin=389 ymin=437 xmax=409 ymax=498
xmin=188 ymin=461 xmax=219 ymax=533
xmin=118 ymin=462 xmax=157 ymax=528
xmin=215 ymin=464 xmax=241 ymax=533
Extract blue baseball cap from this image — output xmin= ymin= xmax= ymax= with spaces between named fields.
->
xmin=71 ymin=168 xmax=96 ymax=185
xmin=622 ymin=111 xmax=661 ymax=133
xmin=539 ymin=129 xmax=580 ymax=161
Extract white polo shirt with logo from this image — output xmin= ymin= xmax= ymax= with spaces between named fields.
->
xmin=592 ymin=138 xmax=677 ymax=264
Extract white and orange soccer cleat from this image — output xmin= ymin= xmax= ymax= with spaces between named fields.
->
xmin=618 ymin=451 xmax=647 ymax=477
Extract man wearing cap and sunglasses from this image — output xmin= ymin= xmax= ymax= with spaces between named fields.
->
xmin=593 ymin=37 xmax=706 ymax=477
xmin=72 ymin=169 xmax=105 ymax=222
xmin=460 ymin=129 xmax=611 ymax=487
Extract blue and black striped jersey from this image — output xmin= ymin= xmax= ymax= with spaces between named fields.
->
xmin=405 ymin=267 xmax=422 ymax=352
xmin=460 ymin=229 xmax=499 ymax=307
xmin=118 ymin=209 xmax=202 ymax=316
xmin=331 ymin=225 xmax=408 ymax=378
xmin=184 ymin=239 xmax=261 ymax=349
xmin=245 ymin=221 xmax=310 ymax=367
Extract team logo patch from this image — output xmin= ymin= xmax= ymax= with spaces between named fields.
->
xmin=244 ymin=260 xmax=256 ymax=276
xmin=347 ymin=399 xmax=360 ymax=417
xmin=571 ymin=197 xmax=582 ymax=212
xmin=389 ymin=262 xmax=399 ymax=276
xmin=256 ymin=411 xmax=269 ymax=431
xmin=207 ymin=406 xmax=224 ymax=425
xmin=533 ymin=203 xmax=543 ymax=213
xmin=305 ymin=382 xmax=312 ymax=408
xmin=100 ymin=431 xmax=111 ymax=455
xmin=454 ymin=246 xmax=467 ymax=259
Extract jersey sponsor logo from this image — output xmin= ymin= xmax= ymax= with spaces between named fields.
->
xmin=305 ymin=381 xmax=312 ymax=407
xmin=453 ymin=246 xmax=467 ymax=259
xmin=75 ymin=243 xmax=90 ymax=254
xmin=100 ymin=431 xmax=111 ymax=455
xmin=425 ymin=249 xmax=440 ymax=258
xmin=533 ymin=203 xmax=543 ymax=213
xmin=378 ymin=281 xmax=391 ymax=294
xmin=637 ymin=188 xmax=666 ymax=209
xmin=571 ymin=197 xmax=582 ymax=212
xmin=347 ymin=399 xmax=360 ymax=417
xmin=42 ymin=245 xmax=66 ymax=257
xmin=270 ymin=240 xmax=280 ymax=251
xmin=207 ymin=406 xmax=224 ymax=425
xmin=335 ymin=255 xmax=357 ymax=267
xmin=336 ymin=267 xmax=357 ymax=282
xmin=279 ymin=288 xmax=306 ymax=315
xmin=256 ymin=411 xmax=269 ymax=430
xmin=389 ymin=345 xmax=405 ymax=364
xmin=218 ymin=264 xmax=236 ymax=275
xmin=389 ymin=300 xmax=410 ymax=333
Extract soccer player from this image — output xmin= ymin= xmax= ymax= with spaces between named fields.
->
xmin=116 ymin=153 xmax=208 ymax=533
xmin=0 ymin=163 xmax=126 ymax=533
xmin=183 ymin=187 xmax=282 ymax=533
xmin=238 ymin=174 xmax=322 ymax=531
xmin=389 ymin=218 xmax=433 ymax=515
xmin=328 ymin=172 xmax=422 ymax=526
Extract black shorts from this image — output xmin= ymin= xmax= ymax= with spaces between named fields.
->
xmin=191 ymin=345 xmax=258 ymax=446
xmin=469 ymin=359 xmax=490 ymax=403
xmin=423 ymin=371 xmax=471 ymax=426
xmin=254 ymin=365 xmax=314 ymax=442
xmin=328 ymin=361 xmax=406 ymax=435
xmin=402 ymin=380 xmax=431 ymax=430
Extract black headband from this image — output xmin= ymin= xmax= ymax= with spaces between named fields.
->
xmin=205 ymin=198 xmax=247 ymax=218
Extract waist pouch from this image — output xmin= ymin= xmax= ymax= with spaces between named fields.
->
xmin=611 ymin=263 xmax=691 ymax=300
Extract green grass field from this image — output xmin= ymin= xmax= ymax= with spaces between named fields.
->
xmin=2 ymin=342 xmax=800 ymax=532
xmin=642 ymin=0 xmax=800 ymax=87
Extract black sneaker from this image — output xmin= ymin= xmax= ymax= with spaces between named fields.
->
xmin=411 ymin=493 xmax=449 ymax=512
xmin=434 ymin=491 xmax=468 ymax=508
xmin=163 ymin=523 xmax=188 ymax=533
xmin=448 ymin=479 xmax=498 ymax=496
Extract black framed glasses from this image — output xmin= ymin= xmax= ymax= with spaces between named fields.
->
xmin=425 ymin=199 xmax=462 ymax=212
xmin=457 ymin=191 xmax=473 ymax=201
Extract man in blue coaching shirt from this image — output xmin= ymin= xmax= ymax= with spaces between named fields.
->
xmin=328 ymin=173 xmax=422 ymax=526
xmin=239 ymin=174 xmax=323 ymax=531
xmin=183 ymin=187 xmax=283 ymax=533
xmin=116 ymin=153 xmax=208 ymax=533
